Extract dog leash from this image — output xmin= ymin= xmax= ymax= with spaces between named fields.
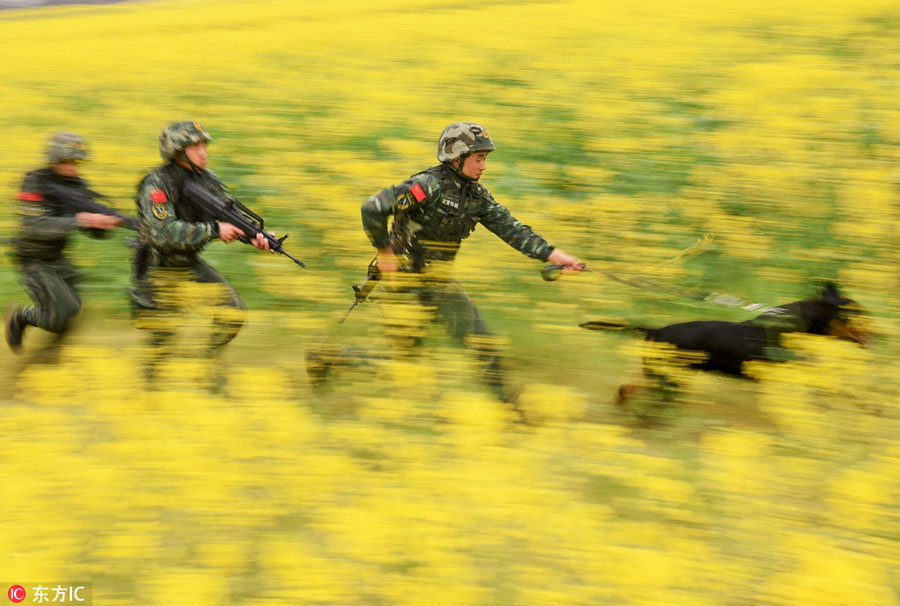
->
xmin=597 ymin=271 xmax=785 ymax=314
xmin=541 ymin=231 xmax=786 ymax=314
xmin=542 ymin=265 xmax=781 ymax=313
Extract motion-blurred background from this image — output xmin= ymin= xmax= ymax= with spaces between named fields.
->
xmin=1 ymin=1 xmax=898 ymax=604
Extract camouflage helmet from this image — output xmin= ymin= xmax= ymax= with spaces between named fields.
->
xmin=47 ymin=132 xmax=89 ymax=164
xmin=437 ymin=122 xmax=495 ymax=163
xmin=158 ymin=120 xmax=212 ymax=160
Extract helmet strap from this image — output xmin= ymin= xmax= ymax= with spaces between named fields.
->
xmin=450 ymin=153 xmax=478 ymax=182
xmin=177 ymin=150 xmax=203 ymax=174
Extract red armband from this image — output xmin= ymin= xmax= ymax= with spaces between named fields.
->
xmin=17 ymin=192 xmax=43 ymax=202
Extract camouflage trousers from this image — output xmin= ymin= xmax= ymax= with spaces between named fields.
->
xmin=18 ymin=257 xmax=82 ymax=334
xmin=351 ymin=277 xmax=515 ymax=403
xmin=132 ymin=258 xmax=246 ymax=362
xmin=417 ymin=280 xmax=511 ymax=401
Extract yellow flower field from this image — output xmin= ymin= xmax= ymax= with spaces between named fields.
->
xmin=1 ymin=0 xmax=899 ymax=604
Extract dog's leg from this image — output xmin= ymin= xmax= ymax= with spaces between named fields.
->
xmin=615 ymin=382 xmax=641 ymax=405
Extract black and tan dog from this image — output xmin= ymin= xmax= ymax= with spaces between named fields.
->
xmin=581 ymin=283 xmax=868 ymax=403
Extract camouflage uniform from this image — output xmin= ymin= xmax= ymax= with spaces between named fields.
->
xmin=356 ymin=122 xmax=555 ymax=403
xmin=5 ymin=134 xmax=106 ymax=350
xmin=361 ymin=164 xmax=553 ymax=269
xmin=131 ymin=121 xmax=245 ymax=362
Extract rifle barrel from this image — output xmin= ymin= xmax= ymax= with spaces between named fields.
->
xmin=338 ymin=301 xmax=358 ymax=324
xmin=280 ymin=249 xmax=306 ymax=268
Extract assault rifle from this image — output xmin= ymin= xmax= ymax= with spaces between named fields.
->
xmin=183 ymin=180 xmax=305 ymax=268
xmin=43 ymin=182 xmax=140 ymax=231
xmin=338 ymin=257 xmax=381 ymax=323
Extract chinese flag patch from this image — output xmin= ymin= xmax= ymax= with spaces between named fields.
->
xmin=17 ymin=191 xmax=43 ymax=202
xmin=410 ymin=183 xmax=426 ymax=202
xmin=150 ymin=190 xmax=167 ymax=204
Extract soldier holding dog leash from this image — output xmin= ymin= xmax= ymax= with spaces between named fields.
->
xmin=310 ymin=122 xmax=584 ymax=413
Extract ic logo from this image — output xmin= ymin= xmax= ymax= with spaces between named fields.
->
xmin=8 ymin=586 xmax=26 ymax=603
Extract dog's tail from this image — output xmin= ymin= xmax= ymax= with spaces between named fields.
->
xmin=579 ymin=319 xmax=652 ymax=335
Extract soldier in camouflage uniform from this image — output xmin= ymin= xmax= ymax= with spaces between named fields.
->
xmin=310 ymin=122 xmax=582 ymax=409
xmin=130 ymin=121 xmax=271 ymax=370
xmin=5 ymin=133 xmax=125 ymax=352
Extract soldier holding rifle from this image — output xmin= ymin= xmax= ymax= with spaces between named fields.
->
xmin=130 ymin=120 xmax=277 ymax=370
xmin=5 ymin=133 xmax=130 ymax=352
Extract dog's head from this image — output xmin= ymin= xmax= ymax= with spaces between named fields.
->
xmin=794 ymin=282 xmax=869 ymax=345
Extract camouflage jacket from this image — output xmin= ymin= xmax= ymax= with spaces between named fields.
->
xmin=361 ymin=163 xmax=554 ymax=271
xmin=136 ymin=162 xmax=225 ymax=267
xmin=13 ymin=168 xmax=106 ymax=260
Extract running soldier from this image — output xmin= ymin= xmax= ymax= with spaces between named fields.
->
xmin=309 ymin=122 xmax=583 ymax=413
xmin=5 ymin=133 xmax=126 ymax=352
xmin=130 ymin=121 xmax=272 ymax=375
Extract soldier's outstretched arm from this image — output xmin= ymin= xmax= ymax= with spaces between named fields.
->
xmin=478 ymin=192 xmax=556 ymax=261
xmin=137 ymin=174 xmax=217 ymax=252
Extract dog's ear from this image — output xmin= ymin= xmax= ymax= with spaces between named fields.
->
xmin=814 ymin=280 xmax=864 ymax=325
xmin=817 ymin=280 xmax=843 ymax=306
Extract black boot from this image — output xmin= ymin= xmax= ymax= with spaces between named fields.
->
xmin=5 ymin=305 xmax=28 ymax=353
xmin=502 ymin=384 xmax=529 ymax=425
xmin=305 ymin=344 xmax=363 ymax=389
xmin=305 ymin=343 xmax=338 ymax=388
